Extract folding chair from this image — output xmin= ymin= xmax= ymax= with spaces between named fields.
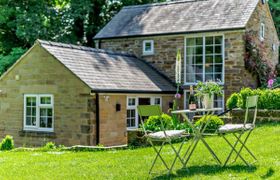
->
xmin=218 ymin=95 xmax=258 ymax=166
xmin=137 ymin=105 xmax=187 ymax=175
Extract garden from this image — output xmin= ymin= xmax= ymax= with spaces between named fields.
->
xmin=0 ymin=123 xmax=278 ymax=179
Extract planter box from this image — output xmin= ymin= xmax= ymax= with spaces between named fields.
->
xmin=231 ymin=109 xmax=280 ymax=123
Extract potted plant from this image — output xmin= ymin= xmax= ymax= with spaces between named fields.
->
xmin=195 ymin=81 xmax=223 ymax=109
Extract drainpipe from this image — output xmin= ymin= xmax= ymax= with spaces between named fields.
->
xmin=95 ymin=93 xmax=100 ymax=145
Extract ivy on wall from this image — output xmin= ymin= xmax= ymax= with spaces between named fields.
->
xmin=244 ymin=33 xmax=275 ymax=87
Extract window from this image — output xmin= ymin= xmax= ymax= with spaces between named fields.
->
xmin=260 ymin=23 xmax=265 ymax=41
xmin=126 ymin=96 xmax=161 ymax=129
xmin=185 ymin=36 xmax=224 ymax=84
xmin=24 ymin=94 xmax=54 ymax=132
xmin=143 ymin=40 xmax=154 ymax=55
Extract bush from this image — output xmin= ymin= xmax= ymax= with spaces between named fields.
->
xmin=43 ymin=142 xmax=56 ymax=150
xmin=226 ymin=93 xmax=239 ymax=109
xmin=142 ymin=114 xmax=191 ymax=132
xmin=0 ymin=135 xmax=14 ymax=151
xmin=227 ymin=88 xmax=280 ymax=110
xmin=143 ymin=114 xmax=173 ymax=132
xmin=195 ymin=115 xmax=224 ymax=133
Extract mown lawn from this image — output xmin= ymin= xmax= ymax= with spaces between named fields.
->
xmin=0 ymin=123 xmax=279 ymax=179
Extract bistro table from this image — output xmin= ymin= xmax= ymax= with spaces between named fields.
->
xmin=172 ymin=108 xmax=223 ymax=168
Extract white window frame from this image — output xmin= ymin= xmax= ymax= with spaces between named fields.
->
xmin=24 ymin=94 xmax=54 ymax=132
xmin=142 ymin=40 xmax=154 ymax=55
xmin=126 ymin=96 xmax=162 ymax=129
xmin=260 ymin=23 xmax=265 ymax=41
xmin=184 ymin=34 xmax=225 ymax=85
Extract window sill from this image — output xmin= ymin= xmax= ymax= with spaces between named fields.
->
xmin=142 ymin=53 xmax=154 ymax=56
xmin=19 ymin=130 xmax=56 ymax=138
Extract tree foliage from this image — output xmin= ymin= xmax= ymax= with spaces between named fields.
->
xmin=0 ymin=0 xmax=165 ymax=74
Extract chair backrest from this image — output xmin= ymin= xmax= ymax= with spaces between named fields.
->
xmin=244 ymin=95 xmax=258 ymax=125
xmin=137 ymin=105 xmax=163 ymax=134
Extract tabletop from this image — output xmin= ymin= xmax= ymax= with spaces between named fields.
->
xmin=172 ymin=108 xmax=223 ymax=114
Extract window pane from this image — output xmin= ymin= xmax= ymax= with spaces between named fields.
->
xmin=186 ymin=38 xmax=195 ymax=46
xmin=205 ymin=65 xmax=214 ymax=73
xmin=154 ymin=98 xmax=161 ymax=105
xmin=196 ymin=74 xmax=203 ymax=81
xmin=205 ymin=73 xmax=214 ymax=81
xmin=215 ymin=55 xmax=223 ymax=63
xmin=206 ymin=37 xmax=214 ymax=45
xmin=26 ymin=107 xmax=31 ymax=116
xmin=215 ymin=45 xmax=222 ymax=54
xmin=32 ymin=107 xmax=36 ymax=116
xmin=32 ymin=117 xmax=36 ymax=126
xmin=47 ymin=117 xmax=53 ymax=128
xmin=47 ymin=109 xmax=53 ymax=116
xmin=215 ymin=65 xmax=223 ymax=73
xmin=196 ymin=55 xmax=203 ymax=64
xmin=127 ymin=109 xmax=136 ymax=127
xmin=40 ymin=97 xmax=51 ymax=105
xmin=40 ymin=117 xmax=47 ymax=128
xmin=206 ymin=55 xmax=213 ymax=64
xmin=196 ymin=38 xmax=203 ymax=46
xmin=206 ymin=46 xmax=214 ymax=54
xmin=187 ymin=46 xmax=196 ymax=55
xmin=27 ymin=97 xmax=36 ymax=106
xmin=128 ymin=98 xmax=135 ymax=106
xmin=26 ymin=117 xmax=31 ymax=126
xmin=145 ymin=42 xmax=151 ymax=51
xmin=40 ymin=109 xmax=47 ymax=116
xmin=195 ymin=65 xmax=203 ymax=73
xmin=215 ymin=36 xmax=223 ymax=44
xmin=196 ymin=46 xmax=203 ymax=55
xmin=215 ymin=73 xmax=222 ymax=81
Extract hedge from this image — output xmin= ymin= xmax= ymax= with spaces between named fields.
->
xmin=226 ymin=88 xmax=280 ymax=110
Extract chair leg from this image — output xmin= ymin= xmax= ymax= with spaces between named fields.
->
xmin=168 ymin=140 xmax=186 ymax=174
xmin=222 ymin=134 xmax=249 ymax=166
xmin=183 ymin=137 xmax=200 ymax=167
xmin=149 ymin=141 xmax=169 ymax=174
xmin=232 ymin=131 xmax=257 ymax=163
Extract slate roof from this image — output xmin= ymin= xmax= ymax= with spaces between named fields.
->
xmin=94 ymin=0 xmax=259 ymax=39
xmin=37 ymin=40 xmax=176 ymax=93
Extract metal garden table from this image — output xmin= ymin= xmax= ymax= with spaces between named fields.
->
xmin=172 ymin=108 xmax=223 ymax=168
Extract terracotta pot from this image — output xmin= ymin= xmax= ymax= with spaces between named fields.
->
xmin=203 ymin=93 xmax=214 ymax=109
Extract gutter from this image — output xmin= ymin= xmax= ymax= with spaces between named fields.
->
xmin=95 ymin=93 xmax=100 ymax=145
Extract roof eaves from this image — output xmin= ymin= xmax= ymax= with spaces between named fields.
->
xmin=94 ymin=27 xmax=246 ymax=40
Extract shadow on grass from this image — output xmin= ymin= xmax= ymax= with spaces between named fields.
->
xmin=152 ymin=165 xmax=257 ymax=179
xmin=261 ymin=167 xmax=274 ymax=179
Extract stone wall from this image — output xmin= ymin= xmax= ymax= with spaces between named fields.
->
xmin=0 ymin=44 xmax=96 ymax=147
xmin=99 ymin=94 xmax=127 ymax=146
xmin=231 ymin=109 xmax=280 ymax=123
xmin=246 ymin=1 xmax=279 ymax=68
xmin=100 ymin=31 xmax=259 ymax=102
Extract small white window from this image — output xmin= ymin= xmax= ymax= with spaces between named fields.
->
xmin=260 ymin=23 xmax=265 ymax=41
xmin=143 ymin=40 xmax=154 ymax=55
xmin=24 ymin=94 xmax=54 ymax=132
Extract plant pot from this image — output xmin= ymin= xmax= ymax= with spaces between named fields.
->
xmin=202 ymin=94 xmax=214 ymax=109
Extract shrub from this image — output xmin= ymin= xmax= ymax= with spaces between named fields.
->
xmin=226 ymin=93 xmax=239 ymax=109
xmin=143 ymin=114 xmax=173 ymax=132
xmin=195 ymin=115 xmax=224 ymax=133
xmin=0 ymin=135 xmax=14 ymax=151
xmin=43 ymin=142 xmax=56 ymax=150
xmin=227 ymin=88 xmax=280 ymax=110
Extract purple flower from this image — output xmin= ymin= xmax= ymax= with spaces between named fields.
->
xmin=268 ymin=79 xmax=274 ymax=88
xmin=174 ymin=93 xmax=181 ymax=99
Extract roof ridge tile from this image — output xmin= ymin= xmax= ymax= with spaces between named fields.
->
xmin=37 ymin=39 xmax=135 ymax=57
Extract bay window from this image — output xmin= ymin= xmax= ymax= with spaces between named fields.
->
xmin=24 ymin=94 xmax=54 ymax=132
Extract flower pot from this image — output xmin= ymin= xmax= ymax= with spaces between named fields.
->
xmin=202 ymin=94 xmax=214 ymax=109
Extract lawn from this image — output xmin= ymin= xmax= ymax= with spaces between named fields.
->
xmin=0 ymin=123 xmax=279 ymax=179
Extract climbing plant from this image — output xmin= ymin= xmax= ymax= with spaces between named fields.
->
xmin=244 ymin=33 xmax=275 ymax=87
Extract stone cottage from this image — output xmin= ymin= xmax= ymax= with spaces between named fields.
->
xmin=94 ymin=0 xmax=279 ymax=109
xmin=0 ymin=40 xmax=175 ymax=146
xmin=0 ymin=0 xmax=278 ymax=147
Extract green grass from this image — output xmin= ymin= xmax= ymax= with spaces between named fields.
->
xmin=0 ymin=123 xmax=279 ymax=179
